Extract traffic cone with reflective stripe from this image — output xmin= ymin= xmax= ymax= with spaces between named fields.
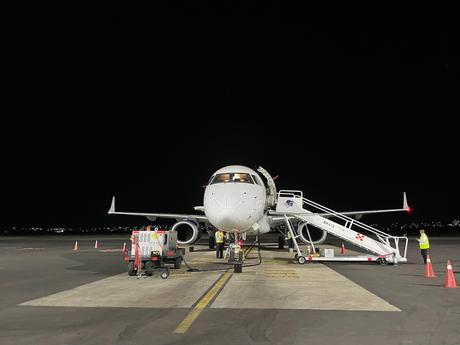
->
xmin=341 ymin=243 xmax=346 ymax=255
xmin=445 ymin=260 xmax=459 ymax=288
xmin=424 ymin=255 xmax=436 ymax=277
xmin=94 ymin=240 xmax=98 ymax=249
xmin=73 ymin=241 xmax=78 ymax=251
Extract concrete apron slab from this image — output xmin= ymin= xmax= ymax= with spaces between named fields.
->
xmin=20 ymin=271 xmax=222 ymax=308
xmin=211 ymin=262 xmax=400 ymax=311
xmin=20 ymin=245 xmax=399 ymax=312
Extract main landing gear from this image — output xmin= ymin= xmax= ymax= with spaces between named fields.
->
xmin=208 ymin=235 xmax=215 ymax=249
xmin=278 ymin=235 xmax=285 ymax=249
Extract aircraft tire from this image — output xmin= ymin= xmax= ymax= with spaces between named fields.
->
xmin=208 ymin=236 xmax=215 ymax=249
xmin=174 ymin=257 xmax=182 ymax=269
xmin=234 ymin=263 xmax=242 ymax=273
xmin=278 ymin=236 xmax=284 ymax=249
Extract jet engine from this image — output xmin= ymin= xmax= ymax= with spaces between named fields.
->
xmin=172 ymin=220 xmax=201 ymax=245
xmin=297 ymin=222 xmax=327 ymax=245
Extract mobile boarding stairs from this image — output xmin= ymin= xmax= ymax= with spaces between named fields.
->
xmin=271 ymin=190 xmax=408 ymax=265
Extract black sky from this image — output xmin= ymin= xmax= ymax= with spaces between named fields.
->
xmin=1 ymin=4 xmax=456 ymax=227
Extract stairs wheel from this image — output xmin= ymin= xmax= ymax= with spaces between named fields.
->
xmin=297 ymin=256 xmax=306 ymax=265
xmin=377 ymin=258 xmax=387 ymax=265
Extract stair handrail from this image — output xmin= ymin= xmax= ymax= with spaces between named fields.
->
xmin=302 ymin=196 xmax=390 ymax=236
xmin=276 ymin=190 xmax=401 ymax=241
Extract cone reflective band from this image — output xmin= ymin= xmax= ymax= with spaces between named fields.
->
xmin=425 ymin=255 xmax=435 ymax=278
xmin=445 ymin=259 xmax=459 ymax=288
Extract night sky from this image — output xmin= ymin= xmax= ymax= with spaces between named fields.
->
xmin=2 ymin=4 xmax=455 ymax=227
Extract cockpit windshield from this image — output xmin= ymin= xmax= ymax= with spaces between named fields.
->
xmin=211 ymin=173 xmax=254 ymax=184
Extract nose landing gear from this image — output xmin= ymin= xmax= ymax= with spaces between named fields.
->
xmin=228 ymin=234 xmax=244 ymax=273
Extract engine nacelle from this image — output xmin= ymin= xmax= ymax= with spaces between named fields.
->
xmin=297 ymin=222 xmax=327 ymax=245
xmin=172 ymin=220 xmax=201 ymax=245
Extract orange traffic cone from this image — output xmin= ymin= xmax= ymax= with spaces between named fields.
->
xmin=341 ymin=243 xmax=346 ymax=255
xmin=445 ymin=260 xmax=459 ymax=288
xmin=73 ymin=241 xmax=78 ymax=251
xmin=424 ymin=255 xmax=436 ymax=277
xmin=94 ymin=240 xmax=99 ymax=249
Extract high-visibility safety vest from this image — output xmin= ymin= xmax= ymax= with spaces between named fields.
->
xmin=419 ymin=233 xmax=430 ymax=249
xmin=215 ymin=231 xmax=224 ymax=244
xmin=287 ymin=231 xmax=292 ymax=240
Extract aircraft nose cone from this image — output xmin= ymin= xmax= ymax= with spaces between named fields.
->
xmin=217 ymin=198 xmax=256 ymax=230
xmin=217 ymin=206 xmax=238 ymax=229
xmin=204 ymin=187 xmax=258 ymax=232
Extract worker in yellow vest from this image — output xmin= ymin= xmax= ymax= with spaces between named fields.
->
xmin=417 ymin=229 xmax=430 ymax=264
xmin=215 ymin=230 xmax=225 ymax=259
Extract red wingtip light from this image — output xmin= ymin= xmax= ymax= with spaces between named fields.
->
xmin=406 ymin=207 xmax=413 ymax=214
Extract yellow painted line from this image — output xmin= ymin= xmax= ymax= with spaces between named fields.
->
xmin=243 ymin=242 xmax=256 ymax=258
xmin=174 ymin=271 xmax=232 ymax=334
xmin=243 ymin=244 xmax=252 ymax=256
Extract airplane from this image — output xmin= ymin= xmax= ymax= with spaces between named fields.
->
xmin=108 ymin=165 xmax=410 ymax=272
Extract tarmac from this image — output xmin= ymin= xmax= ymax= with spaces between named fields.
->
xmin=0 ymin=234 xmax=459 ymax=345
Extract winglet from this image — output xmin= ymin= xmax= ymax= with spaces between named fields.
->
xmin=108 ymin=196 xmax=116 ymax=214
xmin=403 ymin=192 xmax=410 ymax=212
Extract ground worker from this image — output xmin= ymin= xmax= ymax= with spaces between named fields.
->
xmin=417 ymin=229 xmax=430 ymax=264
xmin=215 ymin=230 xmax=225 ymax=259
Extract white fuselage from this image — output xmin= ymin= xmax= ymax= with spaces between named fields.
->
xmin=203 ymin=166 xmax=269 ymax=234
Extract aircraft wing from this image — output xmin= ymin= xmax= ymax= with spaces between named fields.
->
xmin=108 ymin=197 xmax=209 ymax=222
xmin=270 ymin=193 xmax=410 ymax=220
